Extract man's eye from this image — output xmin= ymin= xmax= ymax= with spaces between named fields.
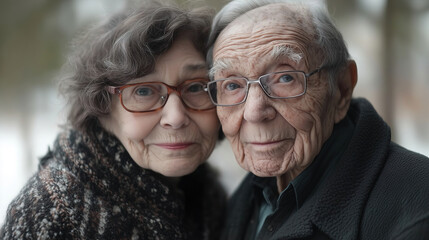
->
xmin=279 ymin=74 xmax=294 ymax=83
xmin=222 ymin=79 xmax=245 ymax=91
xmin=135 ymin=87 xmax=153 ymax=96
xmin=226 ymin=82 xmax=241 ymax=91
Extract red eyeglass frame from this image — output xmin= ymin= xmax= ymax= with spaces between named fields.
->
xmin=106 ymin=79 xmax=215 ymax=113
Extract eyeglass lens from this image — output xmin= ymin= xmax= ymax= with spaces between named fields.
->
xmin=208 ymin=71 xmax=306 ymax=105
xmin=121 ymin=81 xmax=213 ymax=112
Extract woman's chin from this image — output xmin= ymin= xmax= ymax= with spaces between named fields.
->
xmin=156 ymin=161 xmax=202 ymax=177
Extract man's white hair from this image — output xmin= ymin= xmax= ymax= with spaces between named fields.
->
xmin=207 ymin=0 xmax=351 ymax=92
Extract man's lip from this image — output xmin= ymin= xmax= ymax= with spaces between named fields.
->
xmin=154 ymin=143 xmax=194 ymax=150
xmin=248 ymin=139 xmax=285 ymax=145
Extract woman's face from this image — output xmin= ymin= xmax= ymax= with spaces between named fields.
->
xmin=102 ymin=35 xmax=220 ymax=177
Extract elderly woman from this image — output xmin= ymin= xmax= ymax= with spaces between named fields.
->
xmin=0 ymin=1 xmax=226 ymax=239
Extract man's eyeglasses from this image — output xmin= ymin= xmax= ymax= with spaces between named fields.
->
xmin=107 ymin=79 xmax=215 ymax=113
xmin=206 ymin=67 xmax=327 ymax=106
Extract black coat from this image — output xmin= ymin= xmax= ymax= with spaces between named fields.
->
xmin=221 ymin=98 xmax=429 ymax=239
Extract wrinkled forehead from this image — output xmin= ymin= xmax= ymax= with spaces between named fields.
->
xmin=213 ymin=3 xmax=318 ymax=67
xmin=241 ymin=3 xmax=313 ymax=29
xmin=225 ymin=3 xmax=314 ymax=34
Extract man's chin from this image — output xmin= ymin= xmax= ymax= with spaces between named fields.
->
xmin=247 ymin=160 xmax=286 ymax=177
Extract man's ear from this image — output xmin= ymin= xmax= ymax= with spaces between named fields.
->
xmin=334 ymin=60 xmax=358 ymax=123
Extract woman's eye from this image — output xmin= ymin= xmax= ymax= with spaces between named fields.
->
xmin=135 ymin=87 xmax=153 ymax=96
xmin=279 ymin=74 xmax=294 ymax=83
xmin=187 ymin=83 xmax=205 ymax=93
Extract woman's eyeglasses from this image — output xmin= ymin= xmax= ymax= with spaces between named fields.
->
xmin=107 ymin=79 xmax=215 ymax=113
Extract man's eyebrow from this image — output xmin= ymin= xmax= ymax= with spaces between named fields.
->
xmin=209 ymin=58 xmax=232 ymax=80
xmin=271 ymin=45 xmax=303 ymax=64
xmin=209 ymin=46 xmax=302 ymax=79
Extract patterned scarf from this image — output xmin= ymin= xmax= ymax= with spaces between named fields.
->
xmin=1 ymin=124 xmax=225 ymax=239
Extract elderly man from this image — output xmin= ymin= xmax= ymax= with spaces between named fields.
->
xmin=206 ymin=0 xmax=429 ymax=239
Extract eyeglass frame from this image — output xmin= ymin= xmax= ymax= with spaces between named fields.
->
xmin=206 ymin=66 xmax=331 ymax=106
xmin=106 ymin=78 xmax=215 ymax=113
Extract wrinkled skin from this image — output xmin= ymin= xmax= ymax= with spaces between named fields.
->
xmin=102 ymin=34 xmax=220 ymax=177
xmin=212 ymin=3 xmax=357 ymax=191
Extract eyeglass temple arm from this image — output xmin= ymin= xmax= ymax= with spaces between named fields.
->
xmin=307 ymin=64 xmax=335 ymax=77
xmin=308 ymin=68 xmax=323 ymax=77
xmin=106 ymin=86 xmax=120 ymax=94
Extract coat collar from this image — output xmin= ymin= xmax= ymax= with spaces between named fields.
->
xmin=269 ymin=98 xmax=392 ymax=239
xmin=311 ymin=98 xmax=391 ymax=239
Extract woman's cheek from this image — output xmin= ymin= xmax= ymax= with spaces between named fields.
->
xmin=122 ymin=117 xmax=159 ymax=141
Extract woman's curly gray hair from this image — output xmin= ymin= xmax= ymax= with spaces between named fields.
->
xmin=60 ymin=0 xmax=213 ymax=133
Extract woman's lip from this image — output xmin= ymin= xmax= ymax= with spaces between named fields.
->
xmin=155 ymin=143 xmax=194 ymax=150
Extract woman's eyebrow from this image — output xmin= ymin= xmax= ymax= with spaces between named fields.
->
xmin=178 ymin=63 xmax=209 ymax=79
xmin=183 ymin=63 xmax=208 ymax=73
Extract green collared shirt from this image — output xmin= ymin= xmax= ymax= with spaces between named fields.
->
xmin=246 ymin=116 xmax=355 ymax=239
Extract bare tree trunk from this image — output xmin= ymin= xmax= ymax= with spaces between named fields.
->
xmin=382 ymin=0 xmax=415 ymax=140
xmin=382 ymin=0 xmax=396 ymax=136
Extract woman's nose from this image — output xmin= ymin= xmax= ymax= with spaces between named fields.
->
xmin=160 ymin=94 xmax=190 ymax=129
xmin=243 ymin=84 xmax=276 ymax=122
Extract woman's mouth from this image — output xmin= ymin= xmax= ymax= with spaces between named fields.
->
xmin=154 ymin=143 xmax=194 ymax=150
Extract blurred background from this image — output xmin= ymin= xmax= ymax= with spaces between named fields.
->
xmin=1 ymin=0 xmax=428 ymax=225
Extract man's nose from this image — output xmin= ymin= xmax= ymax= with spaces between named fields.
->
xmin=243 ymin=84 xmax=276 ymax=122
xmin=160 ymin=94 xmax=190 ymax=129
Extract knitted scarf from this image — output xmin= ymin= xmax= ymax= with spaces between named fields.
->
xmin=1 ymin=125 xmax=226 ymax=239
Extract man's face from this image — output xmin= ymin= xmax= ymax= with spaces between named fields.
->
xmin=212 ymin=4 xmax=344 ymax=180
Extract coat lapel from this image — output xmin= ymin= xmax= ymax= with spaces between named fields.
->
xmin=312 ymin=98 xmax=391 ymax=239
xmin=272 ymin=99 xmax=392 ymax=239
